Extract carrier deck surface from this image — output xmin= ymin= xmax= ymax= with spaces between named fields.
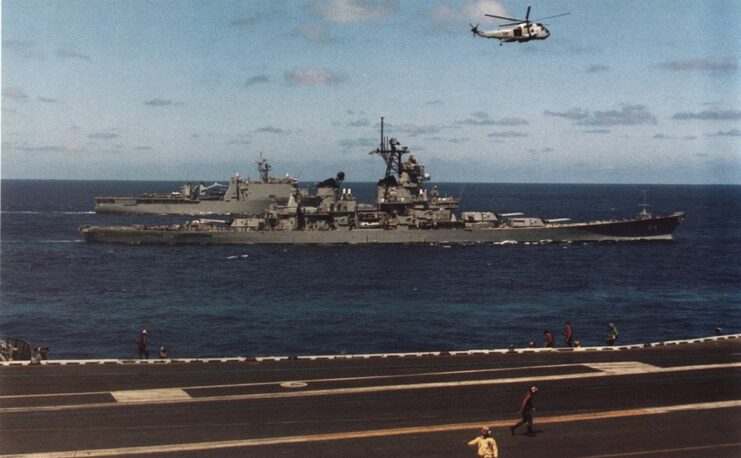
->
xmin=1 ymin=336 xmax=739 ymax=457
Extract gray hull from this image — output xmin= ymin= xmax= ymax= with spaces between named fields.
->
xmin=81 ymin=212 xmax=684 ymax=245
xmin=94 ymin=198 xmax=278 ymax=216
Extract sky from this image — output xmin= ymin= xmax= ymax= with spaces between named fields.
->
xmin=2 ymin=0 xmax=740 ymax=183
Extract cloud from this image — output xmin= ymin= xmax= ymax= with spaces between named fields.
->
xmin=425 ymin=1 xmax=507 ymax=33
xmin=15 ymin=144 xmax=68 ymax=153
xmin=2 ymin=87 xmax=29 ymax=100
xmin=244 ymin=74 xmax=271 ymax=87
xmin=296 ymin=25 xmax=334 ymax=43
xmin=310 ymin=0 xmax=398 ymax=23
xmin=144 ymin=98 xmax=174 ymax=106
xmin=56 ymin=47 xmax=91 ymax=60
xmin=580 ymin=105 xmax=657 ymax=126
xmin=544 ymin=108 xmax=589 ymax=120
xmin=586 ymin=64 xmax=611 ymax=73
xmin=659 ymin=57 xmax=737 ymax=73
xmin=706 ymin=129 xmax=741 ymax=137
xmin=134 ymin=146 xmax=152 ymax=151
xmin=254 ymin=126 xmax=289 ymax=134
xmin=338 ymin=137 xmax=377 ymax=148
xmin=652 ymin=133 xmax=674 ymax=139
xmin=672 ymin=110 xmax=741 ymax=121
xmin=348 ymin=118 xmax=370 ymax=127
xmin=494 ymin=117 xmax=528 ymax=126
xmin=456 ymin=112 xmax=528 ymax=126
xmin=88 ymin=132 xmax=120 ymax=140
xmin=426 ymin=99 xmax=444 ymax=105
xmin=284 ymin=68 xmax=346 ymax=86
xmin=37 ymin=97 xmax=59 ymax=103
xmin=683 ymin=135 xmax=698 ymax=140
xmin=428 ymin=136 xmax=470 ymax=144
xmin=583 ymin=129 xmax=611 ymax=134
xmin=488 ymin=131 xmax=527 ymax=138
xmin=547 ymin=105 xmax=656 ymax=126
xmin=382 ymin=122 xmax=441 ymax=137
xmin=229 ymin=17 xmax=257 ymax=28
xmin=3 ymin=39 xmax=36 ymax=50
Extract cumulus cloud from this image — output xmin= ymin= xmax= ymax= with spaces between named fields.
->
xmin=284 ymin=68 xmax=346 ymax=86
xmin=310 ymin=0 xmax=398 ymax=23
xmin=88 ymin=132 xmax=120 ymax=139
xmin=706 ymin=129 xmax=741 ymax=137
xmin=546 ymin=105 xmax=657 ymax=126
xmin=296 ymin=25 xmax=334 ymax=43
xmin=659 ymin=57 xmax=737 ymax=73
xmin=244 ymin=74 xmax=271 ymax=87
xmin=652 ymin=133 xmax=674 ymax=139
xmin=2 ymin=87 xmax=29 ymax=100
xmin=672 ymin=110 xmax=741 ymax=121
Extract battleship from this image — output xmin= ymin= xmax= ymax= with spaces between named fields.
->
xmin=81 ymin=120 xmax=684 ymax=245
xmin=93 ymin=155 xmax=297 ymax=215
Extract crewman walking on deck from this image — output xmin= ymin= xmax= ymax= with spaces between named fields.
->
xmin=468 ymin=426 xmax=498 ymax=457
xmin=564 ymin=321 xmax=574 ymax=347
xmin=137 ymin=330 xmax=149 ymax=359
xmin=510 ymin=386 xmax=538 ymax=436
xmin=606 ymin=322 xmax=619 ymax=346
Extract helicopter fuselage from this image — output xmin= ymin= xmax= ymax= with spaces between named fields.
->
xmin=475 ymin=22 xmax=550 ymax=43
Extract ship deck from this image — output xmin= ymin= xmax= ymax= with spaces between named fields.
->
xmin=1 ymin=335 xmax=739 ymax=457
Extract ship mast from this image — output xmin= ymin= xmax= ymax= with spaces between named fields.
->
xmin=370 ymin=117 xmax=411 ymax=200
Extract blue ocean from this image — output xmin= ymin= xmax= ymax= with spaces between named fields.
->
xmin=1 ymin=180 xmax=739 ymax=359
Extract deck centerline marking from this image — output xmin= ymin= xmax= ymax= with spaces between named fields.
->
xmin=575 ymin=442 xmax=741 ymax=458
xmin=1 ymin=400 xmax=739 ymax=457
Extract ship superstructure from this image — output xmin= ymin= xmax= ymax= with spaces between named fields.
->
xmin=94 ymin=155 xmax=297 ymax=215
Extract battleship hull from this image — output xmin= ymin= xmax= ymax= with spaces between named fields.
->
xmin=80 ymin=212 xmax=684 ymax=245
xmin=94 ymin=197 xmax=281 ymax=216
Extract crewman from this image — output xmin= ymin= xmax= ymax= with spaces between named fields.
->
xmin=564 ymin=321 xmax=574 ymax=347
xmin=511 ymin=386 xmax=538 ymax=436
xmin=606 ymin=322 xmax=619 ymax=346
xmin=137 ymin=330 xmax=149 ymax=359
xmin=468 ymin=426 xmax=498 ymax=457
xmin=543 ymin=330 xmax=554 ymax=347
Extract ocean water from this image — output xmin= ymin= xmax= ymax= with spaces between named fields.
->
xmin=1 ymin=180 xmax=739 ymax=359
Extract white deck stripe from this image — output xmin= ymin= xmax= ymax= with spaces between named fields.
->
xmin=1 ymin=361 xmax=739 ymax=414
xmin=1 ymin=400 xmax=739 ymax=458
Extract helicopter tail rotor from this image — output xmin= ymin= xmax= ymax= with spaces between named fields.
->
xmin=469 ymin=23 xmax=480 ymax=36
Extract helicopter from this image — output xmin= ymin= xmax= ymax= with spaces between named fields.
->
xmin=470 ymin=6 xmax=569 ymax=45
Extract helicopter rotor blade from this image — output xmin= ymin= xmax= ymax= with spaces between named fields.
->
xmin=485 ymin=13 xmax=522 ymax=22
xmin=533 ymin=12 xmax=570 ymax=21
xmin=525 ymin=6 xmax=531 ymax=22
xmin=499 ymin=21 xmax=525 ymax=27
